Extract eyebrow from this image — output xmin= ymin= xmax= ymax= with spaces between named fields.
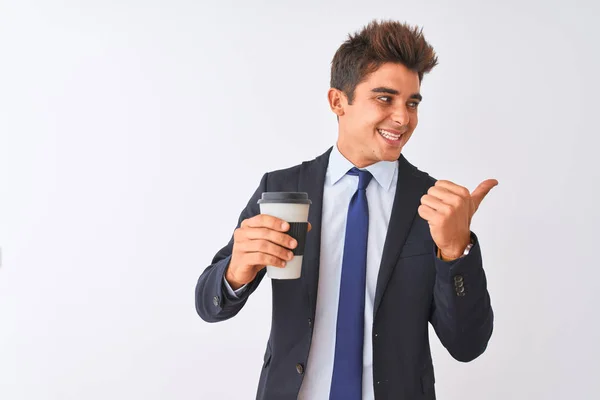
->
xmin=371 ymin=87 xmax=423 ymax=101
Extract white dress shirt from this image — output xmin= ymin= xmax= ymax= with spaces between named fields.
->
xmin=297 ymin=145 xmax=397 ymax=400
xmin=224 ymin=144 xmax=398 ymax=399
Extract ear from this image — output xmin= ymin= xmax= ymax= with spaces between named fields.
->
xmin=327 ymin=88 xmax=346 ymax=117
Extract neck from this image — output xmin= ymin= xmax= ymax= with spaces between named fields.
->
xmin=336 ymin=139 xmax=375 ymax=169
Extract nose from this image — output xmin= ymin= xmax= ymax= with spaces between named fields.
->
xmin=391 ymin=105 xmax=409 ymax=127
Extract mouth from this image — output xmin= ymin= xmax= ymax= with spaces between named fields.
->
xmin=377 ymin=128 xmax=404 ymax=144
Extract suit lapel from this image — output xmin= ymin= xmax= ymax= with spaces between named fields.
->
xmin=373 ymin=154 xmax=432 ymax=318
xmin=298 ymin=147 xmax=332 ymax=317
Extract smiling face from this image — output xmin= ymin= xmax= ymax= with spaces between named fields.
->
xmin=328 ymin=62 xmax=422 ymax=168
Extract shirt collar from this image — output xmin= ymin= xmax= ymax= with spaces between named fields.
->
xmin=326 ymin=144 xmax=397 ymax=191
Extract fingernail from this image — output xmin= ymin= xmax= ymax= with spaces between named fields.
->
xmin=288 ymin=251 xmax=294 ymax=260
xmin=290 ymin=240 xmax=297 ymax=248
xmin=281 ymin=222 xmax=289 ymax=230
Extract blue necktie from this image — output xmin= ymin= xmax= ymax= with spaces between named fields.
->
xmin=329 ymin=167 xmax=373 ymax=400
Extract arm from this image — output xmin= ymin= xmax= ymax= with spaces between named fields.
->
xmin=194 ymin=173 xmax=268 ymax=323
xmin=429 ymin=232 xmax=494 ymax=362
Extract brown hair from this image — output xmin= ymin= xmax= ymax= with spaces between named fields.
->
xmin=331 ymin=19 xmax=438 ymax=104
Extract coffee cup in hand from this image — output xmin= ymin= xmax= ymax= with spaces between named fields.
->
xmin=257 ymin=192 xmax=311 ymax=279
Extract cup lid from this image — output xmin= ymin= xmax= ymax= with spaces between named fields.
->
xmin=257 ymin=192 xmax=312 ymax=205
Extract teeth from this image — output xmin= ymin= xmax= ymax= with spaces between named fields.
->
xmin=378 ymin=129 xmax=402 ymax=140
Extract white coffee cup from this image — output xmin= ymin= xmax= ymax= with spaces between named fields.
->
xmin=258 ymin=192 xmax=311 ymax=279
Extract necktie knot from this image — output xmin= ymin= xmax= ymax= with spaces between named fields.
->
xmin=347 ymin=167 xmax=373 ymax=191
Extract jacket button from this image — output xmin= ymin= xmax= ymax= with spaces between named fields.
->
xmin=454 ymin=275 xmax=464 ymax=283
xmin=308 ymin=318 xmax=313 ymax=327
xmin=213 ymin=296 xmax=220 ymax=307
xmin=296 ymin=363 xmax=304 ymax=375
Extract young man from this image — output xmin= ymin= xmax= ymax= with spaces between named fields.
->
xmin=196 ymin=19 xmax=497 ymax=400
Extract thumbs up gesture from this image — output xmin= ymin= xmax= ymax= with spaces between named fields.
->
xmin=418 ymin=179 xmax=498 ymax=261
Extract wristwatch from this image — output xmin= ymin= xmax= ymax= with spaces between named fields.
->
xmin=437 ymin=237 xmax=474 ymax=260
xmin=462 ymin=241 xmax=474 ymax=257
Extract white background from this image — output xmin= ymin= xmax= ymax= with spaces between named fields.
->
xmin=1 ymin=0 xmax=599 ymax=399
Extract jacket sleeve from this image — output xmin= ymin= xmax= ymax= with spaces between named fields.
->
xmin=195 ymin=173 xmax=269 ymax=323
xmin=429 ymin=231 xmax=494 ymax=362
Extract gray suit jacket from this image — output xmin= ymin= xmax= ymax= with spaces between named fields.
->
xmin=196 ymin=148 xmax=493 ymax=400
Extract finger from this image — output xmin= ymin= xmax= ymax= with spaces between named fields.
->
xmin=417 ymin=204 xmax=438 ymax=222
xmin=242 ymin=227 xmax=298 ymax=249
xmin=242 ymin=214 xmax=290 ymax=231
xmin=471 ymin=179 xmax=499 ymax=210
xmin=308 ymin=222 xmax=312 ymax=232
xmin=434 ymin=180 xmax=470 ymax=198
xmin=245 ymin=252 xmax=288 ymax=268
xmin=427 ymin=186 xmax=463 ymax=207
xmin=239 ymin=239 xmax=294 ymax=262
xmin=420 ymin=194 xmax=452 ymax=214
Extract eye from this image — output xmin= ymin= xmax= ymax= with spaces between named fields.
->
xmin=377 ymin=96 xmax=392 ymax=103
xmin=408 ymin=101 xmax=420 ymax=109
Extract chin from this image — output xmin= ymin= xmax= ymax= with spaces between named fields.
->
xmin=374 ymin=131 xmax=409 ymax=161
xmin=377 ymin=145 xmax=404 ymax=162
xmin=383 ymin=151 xmax=402 ymax=161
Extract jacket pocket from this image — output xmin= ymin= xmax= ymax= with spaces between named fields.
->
xmin=400 ymin=240 xmax=435 ymax=258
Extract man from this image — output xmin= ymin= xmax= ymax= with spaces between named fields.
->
xmin=196 ymin=19 xmax=496 ymax=400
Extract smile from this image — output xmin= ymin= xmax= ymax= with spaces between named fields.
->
xmin=377 ymin=129 xmax=403 ymax=141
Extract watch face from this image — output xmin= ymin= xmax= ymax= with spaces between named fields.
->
xmin=463 ymin=243 xmax=474 ymax=256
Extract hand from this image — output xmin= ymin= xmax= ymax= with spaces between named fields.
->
xmin=418 ymin=179 xmax=498 ymax=260
xmin=226 ymin=214 xmax=312 ymax=290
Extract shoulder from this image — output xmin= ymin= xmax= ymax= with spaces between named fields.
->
xmin=264 ymin=147 xmax=333 ymax=182
xmin=399 ymin=153 xmax=437 ymax=188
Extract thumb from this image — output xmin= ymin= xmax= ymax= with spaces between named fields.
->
xmin=471 ymin=179 xmax=499 ymax=211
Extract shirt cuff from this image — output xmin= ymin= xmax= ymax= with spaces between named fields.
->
xmin=222 ymin=276 xmax=248 ymax=299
